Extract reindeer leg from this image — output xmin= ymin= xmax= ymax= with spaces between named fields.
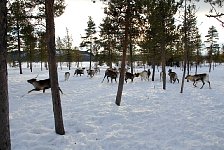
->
xmin=200 ymin=80 xmax=205 ymax=89
xmin=101 ymin=75 xmax=106 ymax=83
xmin=208 ymin=81 xmax=211 ymax=89
xmin=28 ymin=89 xmax=39 ymax=93
xmin=59 ymin=87 xmax=63 ymax=94
xmin=193 ymin=81 xmax=197 ymax=87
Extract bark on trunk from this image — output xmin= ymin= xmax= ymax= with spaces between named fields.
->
xmin=45 ymin=0 xmax=65 ymax=135
xmin=0 ymin=0 xmax=11 ymax=149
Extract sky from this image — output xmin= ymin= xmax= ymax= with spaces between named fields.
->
xmin=55 ymin=0 xmax=224 ymax=48
xmin=9 ymin=62 xmax=224 ymax=149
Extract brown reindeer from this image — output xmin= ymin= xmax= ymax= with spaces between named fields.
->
xmin=27 ymin=78 xmax=63 ymax=94
xmin=168 ymin=69 xmax=179 ymax=83
xmin=101 ymin=68 xmax=118 ymax=83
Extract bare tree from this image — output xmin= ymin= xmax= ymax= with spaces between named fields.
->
xmin=45 ymin=0 xmax=65 ymax=135
xmin=0 ymin=0 xmax=11 ymax=149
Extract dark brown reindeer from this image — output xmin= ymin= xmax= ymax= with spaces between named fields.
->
xmin=125 ymin=72 xmax=136 ymax=83
xmin=185 ymin=73 xmax=211 ymax=89
xmin=101 ymin=68 xmax=118 ymax=83
xmin=27 ymin=78 xmax=63 ymax=94
xmin=168 ymin=69 xmax=179 ymax=83
xmin=74 ymin=68 xmax=85 ymax=76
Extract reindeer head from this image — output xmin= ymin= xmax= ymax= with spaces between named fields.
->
xmin=27 ymin=74 xmax=39 ymax=84
xmin=27 ymin=78 xmax=37 ymax=84
xmin=168 ymin=69 xmax=172 ymax=73
xmin=134 ymin=73 xmax=140 ymax=77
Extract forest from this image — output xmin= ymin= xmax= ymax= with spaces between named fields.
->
xmin=0 ymin=0 xmax=224 ymax=149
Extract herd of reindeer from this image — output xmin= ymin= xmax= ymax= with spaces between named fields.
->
xmin=26 ymin=66 xmax=211 ymax=95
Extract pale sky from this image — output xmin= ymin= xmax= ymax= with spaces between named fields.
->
xmin=55 ymin=0 xmax=224 ymax=48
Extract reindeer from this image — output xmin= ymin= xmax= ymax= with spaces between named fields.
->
xmin=74 ymin=68 xmax=85 ymax=76
xmin=64 ymin=72 xmax=70 ymax=81
xmin=94 ymin=67 xmax=100 ymax=74
xmin=101 ymin=68 xmax=118 ymax=83
xmin=125 ymin=72 xmax=136 ymax=83
xmin=87 ymin=69 xmax=95 ymax=78
xmin=185 ymin=73 xmax=211 ymax=89
xmin=135 ymin=70 xmax=149 ymax=81
xmin=168 ymin=69 xmax=179 ymax=83
xmin=27 ymin=77 xmax=63 ymax=94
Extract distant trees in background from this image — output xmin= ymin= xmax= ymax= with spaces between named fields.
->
xmin=7 ymin=0 xmax=66 ymax=73
xmin=6 ymin=0 xmax=224 ymax=74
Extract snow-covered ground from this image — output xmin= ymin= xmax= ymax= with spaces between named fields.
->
xmin=8 ymin=63 xmax=224 ymax=150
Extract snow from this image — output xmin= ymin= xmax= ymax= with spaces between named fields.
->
xmin=8 ymin=63 xmax=224 ymax=150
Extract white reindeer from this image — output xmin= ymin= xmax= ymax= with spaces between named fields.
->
xmin=185 ymin=73 xmax=211 ymax=89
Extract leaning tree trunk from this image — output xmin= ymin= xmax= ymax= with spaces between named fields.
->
xmin=45 ymin=0 xmax=65 ymax=135
xmin=115 ymin=0 xmax=130 ymax=106
xmin=0 ymin=0 xmax=11 ymax=149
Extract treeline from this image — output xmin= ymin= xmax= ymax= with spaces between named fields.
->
xmin=7 ymin=0 xmax=224 ymax=74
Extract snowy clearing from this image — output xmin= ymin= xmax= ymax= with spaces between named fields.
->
xmin=8 ymin=63 xmax=224 ymax=150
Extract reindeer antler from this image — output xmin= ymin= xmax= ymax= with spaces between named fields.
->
xmin=34 ymin=74 xmax=39 ymax=79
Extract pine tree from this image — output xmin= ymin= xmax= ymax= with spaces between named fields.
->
xmin=63 ymin=27 xmax=73 ymax=70
xmin=143 ymin=0 xmax=179 ymax=90
xmin=21 ymin=22 xmax=37 ymax=72
xmin=56 ymin=36 xmax=64 ymax=70
xmin=81 ymin=16 xmax=97 ymax=70
xmin=37 ymin=31 xmax=48 ymax=71
xmin=204 ymin=25 xmax=219 ymax=72
xmin=7 ymin=0 xmax=30 ymax=74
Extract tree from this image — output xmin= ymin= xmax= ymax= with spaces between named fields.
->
xmin=179 ymin=0 xmax=201 ymax=93
xmin=101 ymin=0 xmax=144 ymax=105
xmin=56 ymin=36 xmax=64 ymax=70
xmin=22 ymin=22 xmax=37 ymax=72
xmin=7 ymin=0 xmax=66 ymax=73
xmin=81 ymin=16 xmax=97 ymax=70
xmin=0 ymin=0 xmax=11 ymax=149
xmin=205 ymin=0 xmax=224 ymax=27
xmin=143 ymin=0 xmax=179 ymax=90
xmin=37 ymin=31 xmax=48 ymax=71
xmin=45 ymin=0 xmax=65 ymax=135
xmin=115 ymin=0 xmax=131 ymax=106
xmin=99 ymin=14 xmax=120 ymax=67
xmin=7 ymin=0 xmax=31 ymax=74
xmin=194 ymin=31 xmax=203 ymax=74
xmin=178 ymin=4 xmax=201 ymax=75
xmin=64 ymin=27 xmax=73 ymax=70
xmin=204 ymin=25 xmax=219 ymax=72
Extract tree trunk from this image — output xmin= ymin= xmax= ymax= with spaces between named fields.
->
xmin=0 ymin=0 xmax=11 ymax=149
xmin=16 ymin=19 xmax=23 ymax=74
xmin=161 ymin=28 xmax=166 ymax=89
xmin=115 ymin=0 xmax=130 ymax=106
xmin=129 ymin=41 xmax=133 ymax=74
xmin=152 ymin=62 xmax=155 ymax=81
xmin=180 ymin=0 xmax=187 ymax=93
xmin=45 ymin=0 xmax=65 ymax=135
